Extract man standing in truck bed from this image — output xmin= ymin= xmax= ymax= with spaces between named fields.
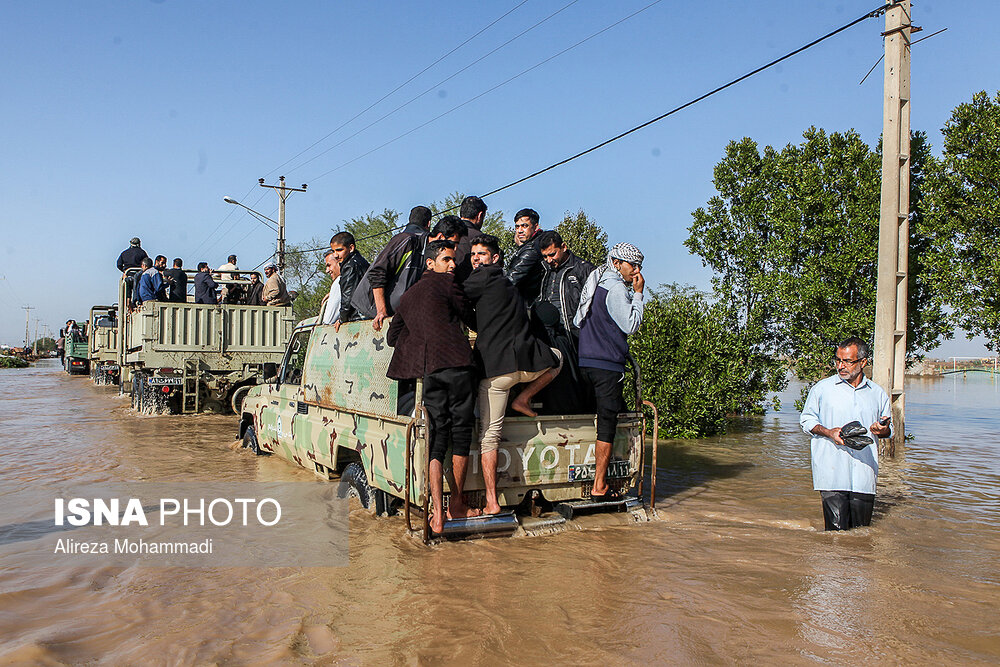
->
xmin=386 ymin=240 xmax=479 ymax=534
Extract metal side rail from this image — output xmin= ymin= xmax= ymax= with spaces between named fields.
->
xmin=554 ymin=496 xmax=642 ymax=521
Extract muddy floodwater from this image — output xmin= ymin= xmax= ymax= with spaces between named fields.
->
xmin=1 ymin=360 xmax=998 ymax=664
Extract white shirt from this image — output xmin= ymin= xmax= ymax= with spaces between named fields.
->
xmin=321 ymin=276 xmax=341 ymax=325
xmin=799 ymin=374 xmax=892 ymax=494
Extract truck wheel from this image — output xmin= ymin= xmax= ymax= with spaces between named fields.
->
xmin=230 ymin=385 xmax=252 ymax=415
xmin=242 ymin=425 xmax=263 ymax=456
xmin=342 ymin=462 xmax=374 ymax=512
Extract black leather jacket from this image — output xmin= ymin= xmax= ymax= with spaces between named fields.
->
xmin=537 ymin=251 xmax=596 ymax=334
xmin=339 ymin=250 xmax=371 ymax=322
xmin=505 ymin=231 xmax=544 ymax=304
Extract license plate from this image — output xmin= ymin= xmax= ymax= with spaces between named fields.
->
xmin=148 ymin=376 xmax=182 ymax=386
xmin=569 ymin=460 xmax=631 ymax=482
xmin=99 ymin=364 xmax=118 ymax=371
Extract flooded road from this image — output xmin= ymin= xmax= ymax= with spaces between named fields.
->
xmin=1 ymin=360 xmax=998 ymax=664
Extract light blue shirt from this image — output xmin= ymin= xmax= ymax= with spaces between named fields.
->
xmin=799 ymin=374 xmax=892 ymax=494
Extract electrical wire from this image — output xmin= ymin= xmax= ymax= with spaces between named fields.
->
xmin=281 ymin=0 xmax=582 ymax=177
xmin=287 ymin=3 xmax=889 ymax=254
xmin=264 ymin=0 xmax=531 ymax=179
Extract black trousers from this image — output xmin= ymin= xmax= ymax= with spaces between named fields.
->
xmin=581 ymin=367 xmax=625 ymax=443
xmin=423 ymin=366 xmax=476 ymax=463
xmin=820 ymin=491 xmax=875 ymax=531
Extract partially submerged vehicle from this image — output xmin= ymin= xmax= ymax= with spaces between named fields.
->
xmin=118 ymin=269 xmax=295 ymax=414
xmin=88 ymin=305 xmax=119 ymax=385
xmin=62 ymin=322 xmax=89 ymax=375
xmin=238 ymin=316 xmax=660 ymax=542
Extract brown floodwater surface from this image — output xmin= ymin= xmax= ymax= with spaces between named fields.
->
xmin=1 ymin=360 xmax=998 ymax=664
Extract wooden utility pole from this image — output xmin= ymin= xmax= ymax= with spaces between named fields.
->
xmin=873 ymin=0 xmax=912 ymax=457
xmin=259 ymin=176 xmax=307 ymax=275
xmin=22 ymin=306 xmax=34 ymax=349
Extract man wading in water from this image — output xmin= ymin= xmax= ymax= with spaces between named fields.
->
xmin=799 ymin=337 xmax=892 ymax=530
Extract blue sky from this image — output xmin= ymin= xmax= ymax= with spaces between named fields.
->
xmin=0 ymin=0 xmax=994 ymax=356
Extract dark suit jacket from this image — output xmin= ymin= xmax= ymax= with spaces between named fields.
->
xmin=464 ymin=263 xmax=558 ymax=378
xmin=385 ymin=271 xmax=474 ymax=380
xmin=163 ymin=268 xmax=187 ymax=303
xmin=193 ymin=271 xmax=218 ymax=304
xmin=454 ymin=219 xmax=483 ymax=284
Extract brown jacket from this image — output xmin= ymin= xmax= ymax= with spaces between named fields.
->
xmin=385 ymin=271 xmax=474 ymax=380
xmin=262 ymin=273 xmax=290 ymax=306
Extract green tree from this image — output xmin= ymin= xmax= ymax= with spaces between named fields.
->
xmin=686 ymin=127 xmax=950 ymax=388
xmin=555 ymin=209 xmax=608 ymax=267
xmin=33 ymin=337 xmax=56 ymax=352
xmin=630 ymin=285 xmax=787 ymax=437
xmin=923 ymin=91 xmax=1000 ymax=351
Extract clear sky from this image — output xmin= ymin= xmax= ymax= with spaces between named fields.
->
xmin=0 ymin=0 xmax=994 ymax=356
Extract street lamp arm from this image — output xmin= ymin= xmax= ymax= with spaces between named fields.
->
xmin=222 ymin=196 xmax=280 ymax=231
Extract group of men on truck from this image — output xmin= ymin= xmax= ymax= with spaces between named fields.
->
xmin=318 ymin=196 xmax=646 ymax=534
xmin=115 ymin=238 xmax=291 ymax=308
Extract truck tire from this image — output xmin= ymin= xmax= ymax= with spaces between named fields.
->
xmin=230 ymin=384 xmax=252 ymax=415
xmin=342 ymin=462 xmax=374 ymax=512
xmin=242 ymin=424 xmax=263 ymax=456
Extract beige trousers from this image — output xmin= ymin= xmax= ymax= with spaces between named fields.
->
xmin=477 ymin=349 xmax=563 ymax=452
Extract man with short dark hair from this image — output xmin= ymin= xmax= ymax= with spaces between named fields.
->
xmin=799 ymin=337 xmax=892 ymax=530
xmin=137 ymin=256 xmax=166 ymax=302
xmin=429 ymin=215 xmax=465 ymax=244
xmin=387 ymin=240 xmax=479 ymax=533
xmin=533 ymin=230 xmax=596 ymax=413
xmin=163 ymin=258 xmax=187 ymax=303
xmin=464 ymin=234 xmax=562 ymax=515
xmin=245 ymin=271 xmax=264 ymax=306
xmin=357 ymin=205 xmax=432 ymax=330
xmin=574 ymin=242 xmax=646 ymax=501
xmin=193 ymin=262 xmax=218 ymax=304
xmin=329 ymin=232 xmax=369 ymax=330
xmin=454 ymin=195 xmax=488 ymax=283
xmin=506 ymin=207 xmax=544 ymax=304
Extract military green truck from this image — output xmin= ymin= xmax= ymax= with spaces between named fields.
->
xmin=118 ymin=269 xmax=295 ymax=414
xmin=88 ymin=305 xmax=119 ymax=385
xmin=62 ymin=323 xmax=90 ymax=375
xmin=237 ymin=317 xmax=655 ymax=541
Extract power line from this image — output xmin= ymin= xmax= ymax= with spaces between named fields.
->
xmin=282 ymin=0 xmax=582 ymax=177
xmin=306 ymin=0 xmax=669 ymax=184
xmin=264 ymin=0 xmax=532 ymax=179
xmin=288 ymin=3 xmax=889 ymax=255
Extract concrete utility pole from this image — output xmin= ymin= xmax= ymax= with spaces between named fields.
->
xmin=258 ymin=176 xmax=307 ymax=274
xmin=32 ymin=318 xmax=39 ymax=355
xmin=22 ymin=306 xmax=34 ymax=349
xmin=873 ymin=0 xmax=912 ymax=457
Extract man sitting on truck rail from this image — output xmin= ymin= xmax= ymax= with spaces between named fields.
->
xmin=193 ymin=262 xmax=218 ymax=304
xmin=464 ymin=234 xmax=563 ymax=515
xmin=320 ymin=249 xmax=342 ymax=325
xmin=356 ymin=205 xmax=432 ymax=331
xmin=506 ymin=207 xmax=545 ymax=306
xmin=329 ymin=232 xmax=369 ymax=331
xmin=261 ymin=263 xmax=291 ymax=306
xmin=573 ymin=242 xmax=645 ymax=502
xmin=532 ymin=230 xmax=597 ymax=415
xmin=386 ymin=240 xmax=480 ymax=533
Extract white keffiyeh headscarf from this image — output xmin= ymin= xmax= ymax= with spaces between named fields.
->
xmin=573 ymin=242 xmax=644 ymax=326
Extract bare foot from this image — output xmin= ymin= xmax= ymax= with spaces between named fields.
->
xmin=430 ymin=511 xmax=445 ymax=535
xmin=447 ymin=503 xmax=481 ymax=520
xmin=483 ymin=502 xmax=503 ymax=515
xmin=510 ymin=398 xmax=537 ymax=417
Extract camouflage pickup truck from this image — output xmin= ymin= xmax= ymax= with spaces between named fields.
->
xmin=238 ymin=317 xmax=652 ymax=541
xmin=118 ymin=269 xmax=295 ymax=414
xmin=88 ymin=305 xmax=119 ymax=385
